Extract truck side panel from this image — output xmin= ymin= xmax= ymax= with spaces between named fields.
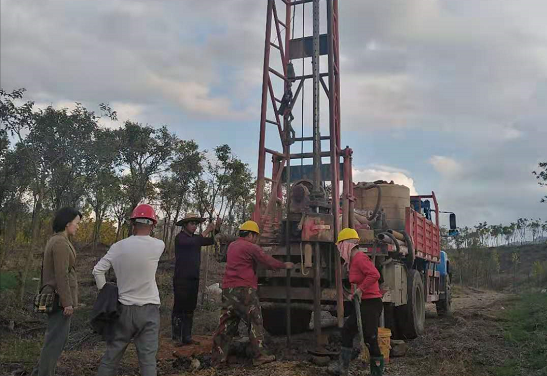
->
xmin=405 ymin=207 xmax=440 ymax=262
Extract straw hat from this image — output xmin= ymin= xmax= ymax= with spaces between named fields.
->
xmin=175 ymin=213 xmax=206 ymax=226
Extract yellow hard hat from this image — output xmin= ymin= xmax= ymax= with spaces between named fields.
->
xmin=337 ymin=228 xmax=359 ymax=244
xmin=239 ymin=220 xmax=260 ymax=234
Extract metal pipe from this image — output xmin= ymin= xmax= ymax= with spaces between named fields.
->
xmin=313 ymin=243 xmax=322 ymax=341
xmin=293 ymin=136 xmax=330 ymax=142
xmin=290 ymin=151 xmax=330 ymax=159
xmin=272 ymin=1 xmax=286 ymax=65
xmin=348 ymin=150 xmax=355 ymax=228
xmin=334 ymin=0 xmax=341 ymax=147
xmin=327 ymin=0 xmax=344 ymax=329
xmin=353 ymin=210 xmax=369 ymax=225
xmin=284 ymin=0 xmax=293 ymax=346
xmin=288 ymin=0 xmax=314 ymax=6
xmin=312 ymin=0 xmax=322 ymax=194
xmin=292 ymin=72 xmax=329 ymax=81
xmin=265 ymin=148 xmax=286 ymax=159
xmin=341 ymin=151 xmax=350 ymax=229
xmin=378 ymin=233 xmax=405 ymax=248
xmin=378 ymin=233 xmax=405 ymax=244
xmin=387 ymin=229 xmax=405 ymax=242
xmin=253 ymin=0 xmax=274 ymax=222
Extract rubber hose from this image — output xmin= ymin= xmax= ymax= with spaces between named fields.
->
xmin=363 ymin=184 xmax=382 ymax=221
xmin=401 ymin=230 xmax=415 ymax=268
xmin=379 ymin=232 xmax=401 ymax=255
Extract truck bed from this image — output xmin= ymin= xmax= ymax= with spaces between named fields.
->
xmin=405 ymin=207 xmax=441 ymax=263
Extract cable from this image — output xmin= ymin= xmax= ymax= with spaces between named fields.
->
xmin=301 ymin=2 xmax=305 ymax=168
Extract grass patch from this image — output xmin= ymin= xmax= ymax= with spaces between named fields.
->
xmin=0 ymin=270 xmax=40 ymax=293
xmin=0 ymin=271 xmax=19 ymax=291
xmin=0 ymin=335 xmax=42 ymax=364
xmin=493 ymin=293 xmax=547 ymax=376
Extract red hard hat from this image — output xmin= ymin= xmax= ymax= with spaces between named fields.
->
xmin=130 ymin=204 xmax=157 ymax=224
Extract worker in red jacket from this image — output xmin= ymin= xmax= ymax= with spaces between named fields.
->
xmin=329 ymin=228 xmax=384 ymax=376
xmin=212 ymin=220 xmax=294 ymax=367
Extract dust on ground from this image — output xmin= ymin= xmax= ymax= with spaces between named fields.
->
xmin=1 ymin=247 xmax=517 ymax=376
xmin=169 ymin=286 xmax=516 ymax=376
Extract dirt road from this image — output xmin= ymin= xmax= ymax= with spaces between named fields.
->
xmin=155 ymin=286 xmax=513 ymax=376
xmin=4 ymin=282 xmax=511 ymax=376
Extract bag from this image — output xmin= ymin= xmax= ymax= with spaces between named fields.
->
xmin=33 ymin=285 xmax=60 ymax=313
xmin=33 ymin=251 xmax=60 ymax=314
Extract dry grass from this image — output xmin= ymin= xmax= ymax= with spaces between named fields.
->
xmin=0 ymin=243 xmax=523 ymax=376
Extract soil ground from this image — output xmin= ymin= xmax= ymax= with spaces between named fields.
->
xmin=0 ymin=245 xmax=520 ymax=376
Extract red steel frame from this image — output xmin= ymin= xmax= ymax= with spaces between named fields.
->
xmin=252 ymin=0 xmax=347 ymax=327
xmin=252 ymin=0 xmax=344 ymax=229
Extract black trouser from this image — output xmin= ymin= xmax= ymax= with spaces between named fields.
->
xmin=341 ymin=297 xmax=383 ymax=357
xmin=172 ymin=278 xmax=199 ymax=342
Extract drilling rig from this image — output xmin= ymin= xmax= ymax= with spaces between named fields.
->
xmin=247 ymin=0 xmax=456 ymax=354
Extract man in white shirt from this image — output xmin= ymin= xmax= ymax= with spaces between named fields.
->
xmin=93 ymin=204 xmax=165 ymax=376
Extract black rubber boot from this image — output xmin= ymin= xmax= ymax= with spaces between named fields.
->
xmin=172 ymin=315 xmax=183 ymax=342
xmin=327 ymin=347 xmax=352 ymax=376
xmin=370 ymin=356 xmax=385 ymax=376
xmin=181 ymin=312 xmax=200 ymax=345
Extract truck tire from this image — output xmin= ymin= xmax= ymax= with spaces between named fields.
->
xmin=436 ymin=275 xmax=452 ymax=317
xmin=262 ymin=307 xmax=312 ymax=335
xmin=396 ymin=269 xmax=425 ymax=339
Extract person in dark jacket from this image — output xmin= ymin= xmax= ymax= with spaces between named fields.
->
xmin=328 ymin=228 xmax=384 ymax=376
xmin=32 ymin=207 xmax=82 ymax=376
xmin=172 ymin=213 xmax=222 ymax=346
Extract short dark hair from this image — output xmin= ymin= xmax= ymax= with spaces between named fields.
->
xmin=52 ymin=207 xmax=82 ymax=233
xmin=239 ymin=230 xmax=255 ymax=238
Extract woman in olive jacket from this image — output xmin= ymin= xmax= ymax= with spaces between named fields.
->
xmin=32 ymin=207 xmax=81 ymax=376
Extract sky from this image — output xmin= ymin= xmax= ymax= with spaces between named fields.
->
xmin=1 ymin=0 xmax=546 ymax=228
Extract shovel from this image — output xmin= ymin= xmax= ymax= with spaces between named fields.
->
xmin=353 ymin=284 xmax=370 ymax=363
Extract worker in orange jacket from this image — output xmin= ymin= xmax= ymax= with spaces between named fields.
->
xmin=329 ymin=228 xmax=384 ymax=376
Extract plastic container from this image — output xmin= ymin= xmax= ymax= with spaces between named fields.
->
xmin=354 ymin=183 xmax=410 ymax=230
xmin=378 ymin=327 xmax=392 ymax=362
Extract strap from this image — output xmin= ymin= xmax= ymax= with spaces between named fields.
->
xmin=39 ymin=250 xmax=45 ymax=289
xmin=38 ymin=284 xmax=56 ymax=294
xmin=39 ymin=249 xmax=56 ymax=294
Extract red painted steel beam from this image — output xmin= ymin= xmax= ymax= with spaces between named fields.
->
xmin=254 ymin=0 xmax=275 ymax=223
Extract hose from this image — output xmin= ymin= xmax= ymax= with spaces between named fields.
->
xmin=401 ymin=230 xmax=415 ymax=268
xmin=363 ymin=183 xmax=382 ymax=221
xmin=378 ymin=232 xmax=401 ymax=255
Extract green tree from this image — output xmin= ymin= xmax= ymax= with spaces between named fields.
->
xmin=161 ymin=140 xmax=204 ymax=254
xmin=194 ymin=145 xmax=254 ymax=234
xmin=529 ymin=219 xmax=541 ymax=243
xmin=115 ymin=122 xmax=176 ymax=214
xmin=86 ymin=128 xmax=120 ymax=250
xmin=532 ymin=162 xmax=547 ymax=203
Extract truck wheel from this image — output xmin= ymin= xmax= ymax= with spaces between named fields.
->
xmin=262 ymin=307 xmax=312 ymax=335
xmin=436 ymin=275 xmax=452 ymax=317
xmin=396 ymin=269 xmax=425 ymax=339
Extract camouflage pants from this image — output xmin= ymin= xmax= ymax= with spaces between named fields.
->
xmin=212 ymin=287 xmax=265 ymax=363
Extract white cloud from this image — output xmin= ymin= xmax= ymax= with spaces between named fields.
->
xmin=3 ymin=0 xmax=547 ymax=228
xmin=429 ymin=156 xmax=463 ymax=177
xmin=352 ymin=167 xmax=418 ymax=195
xmin=98 ymin=102 xmax=145 ymax=129
xmin=501 ymin=126 xmax=523 ymax=140
xmin=147 ymin=74 xmax=253 ymax=121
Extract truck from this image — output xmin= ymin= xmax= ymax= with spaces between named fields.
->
xmin=225 ymin=0 xmax=457 ymax=348
xmin=255 ymin=180 xmax=456 ymax=340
